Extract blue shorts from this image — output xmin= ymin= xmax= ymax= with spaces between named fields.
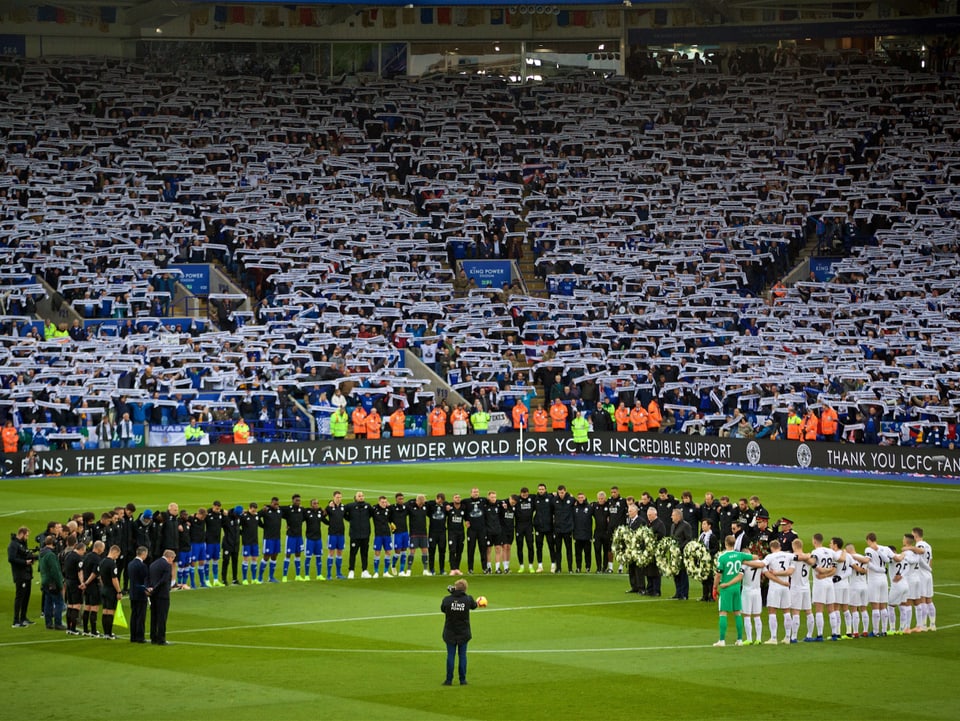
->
xmin=242 ymin=544 xmax=260 ymax=558
xmin=191 ymin=543 xmax=207 ymax=562
xmin=285 ymin=536 xmax=304 ymax=555
xmin=205 ymin=543 xmax=221 ymax=561
xmin=393 ymin=532 xmax=410 ymax=551
xmin=373 ymin=535 xmax=393 ymax=552
xmin=328 ymin=535 xmax=345 ymax=551
xmin=262 ymin=538 xmax=281 ymax=556
xmin=178 ymin=550 xmax=192 ymax=566
xmin=305 ymin=539 xmax=324 ymax=557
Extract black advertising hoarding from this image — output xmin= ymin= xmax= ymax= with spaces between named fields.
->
xmin=10 ymin=433 xmax=960 ymax=479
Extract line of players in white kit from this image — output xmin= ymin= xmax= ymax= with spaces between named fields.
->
xmin=737 ymin=527 xmax=935 ymax=644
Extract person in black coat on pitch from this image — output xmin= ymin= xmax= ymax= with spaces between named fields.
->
xmin=147 ymin=549 xmax=175 ymax=645
xmin=440 ymin=578 xmax=478 ymax=686
xmin=127 ymin=546 xmax=149 ymax=643
xmin=644 ymin=507 xmax=666 ymax=597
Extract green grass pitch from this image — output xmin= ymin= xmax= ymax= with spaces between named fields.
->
xmin=2 ymin=458 xmax=958 ymax=721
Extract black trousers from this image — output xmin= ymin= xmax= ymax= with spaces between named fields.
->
xmin=594 ymin=536 xmax=611 ymax=570
xmin=222 ymin=548 xmax=239 ymax=583
xmin=13 ymin=578 xmax=31 ymax=623
xmin=535 ymin=530 xmax=556 ymax=564
xmin=466 ymin=533 xmax=486 ymax=572
xmin=447 ymin=535 xmax=464 ymax=571
xmin=628 ymin=563 xmax=645 ymax=592
xmin=574 ymin=539 xmax=591 ymax=571
xmin=129 ymin=598 xmax=147 ymax=642
xmin=348 ymin=539 xmax=369 ymax=572
xmin=149 ymin=598 xmax=169 ymax=643
xmin=515 ymin=527 xmax=533 ymax=565
xmin=428 ymin=536 xmax=446 ymax=573
xmin=555 ymin=533 xmax=573 ymax=571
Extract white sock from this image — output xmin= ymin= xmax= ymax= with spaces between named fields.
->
xmin=783 ymin=614 xmax=793 ymax=639
xmin=882 ymin=608 xmax=890 ymax=633
xmin=850 ymin=610 xmax=859 ymax=635
xmin=900 ymin=605 xmax=912 ymax=632
xmin=927 ymin=602 xmax=936 ymax=626
xmin=829 ymin=610 xmax=840 ymax=635
xmin=806 ymin=612 xmax=815 ymax=637
xmin=792 ymin=613 xmax=801 ymax=640
xmin=915 ymin=604 xmax=925 ymax=627
xmin=872 ymin=609 xmax=881 ymax=634
xmin=767 ymin=615 xmax=777 ymax=641
xmin=754 ymin=616 xmax=763 ymax=640
xmin=743 ymin=618 xmax=752 ymax=643
xmin=504 ymin=560 xmax=510 ymax=570
xmin=860 ymin=609 xmax=869 ymax=632
xmin=843 ymin=610 xmax=852 ymax=634
xmin=815 ymin=612 xmax=824 ymax=636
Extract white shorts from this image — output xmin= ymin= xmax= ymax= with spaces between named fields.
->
xmin=918 ymin=571 xmax=933 ymax=598
xmin=767 ymin=584 xmax=791 ymax=610
xmin=907 ymin=575 xmax=922 ymax=601
xmin=812 ymin=581 xmax=836 ymax=606
xmin=741 ymin=588 xmax=762 ymax=615
xmin=888 ymin=579 xmax=909 ymax=606
xmin=847 ymin=584 xmax=867 ymax=607
xmin=833 ymin=582 xmax=849 ymax=607
xmin=867 ymin=578 xmax=889 ymax=605
xmin=790 ymin=588 xmax=811 ymax=611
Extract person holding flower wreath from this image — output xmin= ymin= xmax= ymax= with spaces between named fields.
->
xmin=644 ymin=507 xmax=666 ymax=597
xmin=624 ymin=503 xmax=645 ymax=594
xmin=669 ymin=508 xmax=694 ymax=600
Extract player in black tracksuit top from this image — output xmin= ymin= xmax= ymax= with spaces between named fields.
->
xmin=426 ymin=493 xmax=448 ymax=575
xmin=572 ymin=493 xmax=594 ymax=573
xmin=446 ymin=497 xmax=466 ymax=573
xmin=343 ymin=492 xmax=373 ymax=576
xmin=514 ymin=488 xmax=535 ymax=570
xmin=371 ymin=497 xmax=394 ymax=577
xmin=481 ymin=493 xmax=502 ymax=574
xmin=322 ymin=492 xmax=346 ymax=579
xmin=258 ymin=499 xmax=283 ymax=583
xmin=498 ymin=496 xmax=516 ymax=574
xmin=533 ymin=485 xmax=556 ymax=570
xmin=553 ymin=486 xmax=576 ymax=573
xmin=281 ymin=495 xmax=307 ymax=581
xmin=463 ymin=490 xmax=486 ymax=574
xmin=220 ymin=506 xmax=240 ymax=585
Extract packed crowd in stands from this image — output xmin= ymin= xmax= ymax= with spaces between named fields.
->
xmin=0 ymin=50 xmax=959 ymax=455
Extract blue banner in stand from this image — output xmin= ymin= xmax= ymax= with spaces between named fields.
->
xmin=461 ymin=260 xmax=512 ymax=289
xmin=0 ymin=35 xmax=26 ymax=57
xmin=809 ymin=256 xmax=841 ymax=282
xmin=169 ymin=264 xmax=211 ymax=295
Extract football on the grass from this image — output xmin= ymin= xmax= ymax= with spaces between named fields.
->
xmin=476 ymin=596 xmax=488 ymax=607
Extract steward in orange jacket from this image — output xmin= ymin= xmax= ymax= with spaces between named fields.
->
xmin=389 ymin=408 xmax=405 ymax=438
xmin=646 ymin=400 xmax=662 ymax=431
xmin=629 ymin=403 xmax=648 ymax=432
xmin=532 ymin=406 xmax=549 ymax=433
xmin=820 ymin=404 xmax=839 ymax=440
xmin=614 ymin=403 xmax=630 ymax=432
xmin=549 ymin=399 xmax=569 ymax=430
xmin=512 ymin=401 xmax=528 ymax=430
xmin=429 ymin=406 xmax=447 ymax=437
xmin=351 ymin=406 xmax=367 ymax=439
xmin=803 ymin=410 xmax=819 ymax=441
xmin=450 ymin=405 xmax=469 ymax=435
xmin=365 ymin=409 xmax=382 ymax=440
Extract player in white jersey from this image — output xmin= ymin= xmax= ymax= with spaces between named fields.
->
xmin=740 ymin=557 xmax=766 ymax=644
xmin=789 ymin=538 xmax=815 ymax=642
xmin=856 ymin=532 xmax=895 ymax=636
xmin=830 ymin=537 xmax=854 ymax=638
xmin=887 ymin=542 xmax=913 ymax=633
xmin=891 ymin=534 xmax=922 ymax=634
xmin=762 ymin=540 xmax=795 ymax=645
xmin=845 ymin=543 xmax=869 ymax=637
xmin=912 ymin=527 xmax=935 ymax=631
xmin=808 ymin=533 xmax=846 ymax=641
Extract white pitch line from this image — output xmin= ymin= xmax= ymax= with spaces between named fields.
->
xmin=172 ymin=640 xmax=716 ymax=654
xmin=175 ymin=598 xmax=649 ymax=635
